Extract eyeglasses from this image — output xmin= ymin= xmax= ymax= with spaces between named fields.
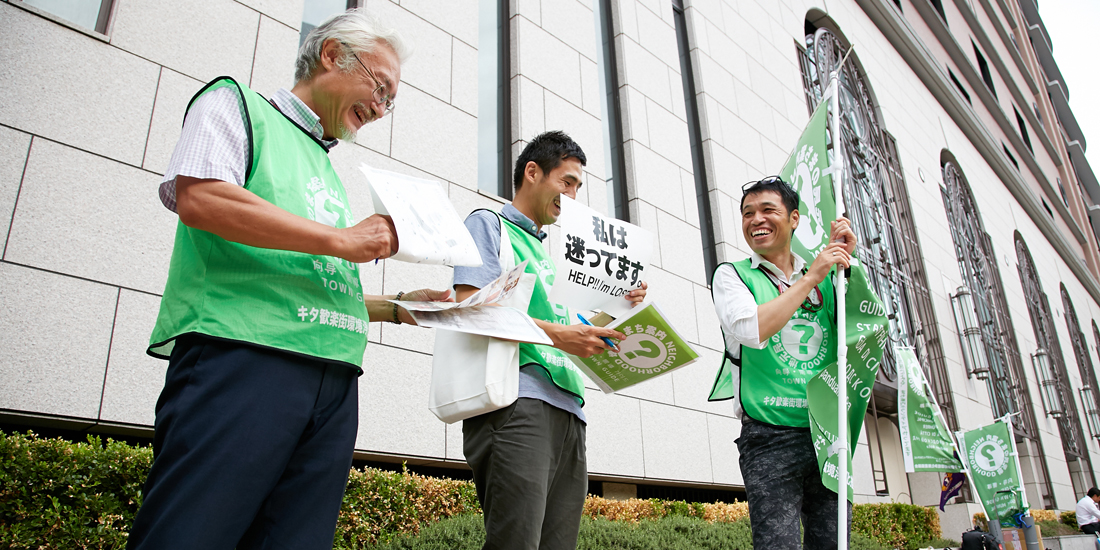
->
xmin=742 ymin=175 xmax=784 ymax=193
xmin=341 ymin=42 xmax=395 ymax=113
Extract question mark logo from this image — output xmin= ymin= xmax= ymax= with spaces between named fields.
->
xmin=616 ymin=334 xmax=668 ymax=370
xmin=625 ymin=340 xmax=662 ymax=360
xmin=781 ymin=320 xmax=823 ymax=361
xmin=972 ymin=440 xmax=1006 ymax=473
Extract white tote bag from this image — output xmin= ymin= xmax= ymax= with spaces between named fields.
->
xmin=428 ymin=217 xmax=536 ymax=424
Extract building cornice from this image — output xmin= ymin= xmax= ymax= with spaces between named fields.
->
xmin=912 ymin=0 xmax=1085 ymax=248
xmin=854 ymin=0 xmax=1100 ymax=304
xmin=959 ymin=0 xmax=1058 ymax=163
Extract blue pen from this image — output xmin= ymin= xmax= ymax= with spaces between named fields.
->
xmin=576 ymin=314 xmax=620 ymax=352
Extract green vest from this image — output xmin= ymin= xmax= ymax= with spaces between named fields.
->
xmin=149 ymin=78 xmax=367 ymax=369
xmin=499 ymin=215 xmax=587 ymax=404
xmin=707 ymin=259 xmax=836 ymax=428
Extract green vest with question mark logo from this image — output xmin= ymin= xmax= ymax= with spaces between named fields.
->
xmin=710 ymin=259 xmax=836 ymax=428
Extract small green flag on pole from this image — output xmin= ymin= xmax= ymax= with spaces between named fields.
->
xmin=897 ymin=346 xmax=964 ymax=473
xmin=780 ymin=101 xmax=837 ymax=263
xmin=958 ymin=419 xmax=1028 ymax=523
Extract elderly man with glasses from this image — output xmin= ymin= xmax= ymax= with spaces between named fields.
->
xmin=128 ymin=10 xmax=451 ymax=550
xmin=709 ymin=176 xmax=857 ymax=550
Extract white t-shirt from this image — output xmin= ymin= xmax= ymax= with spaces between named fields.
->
xmin=1077 ymin=496 xmax=1100 ymax=526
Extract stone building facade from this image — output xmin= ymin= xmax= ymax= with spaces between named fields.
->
xmin=2 ymin=0 xmax=1099 ymax=535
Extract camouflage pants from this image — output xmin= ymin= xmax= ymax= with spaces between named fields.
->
xmin=736 ymin=417 xmax=851 ymax=550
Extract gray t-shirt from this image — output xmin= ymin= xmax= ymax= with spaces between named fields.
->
xmin=453 ymin=205 xmax=586 ymax=423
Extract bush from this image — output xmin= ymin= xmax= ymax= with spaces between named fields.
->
xmin=334 ymin=465 xmax=480 ymax=548
xmin=1061 ymin=510 xmax=1078 ymax=529
xmin=582 ymin=496 xmax=748 ymax=524
xmin=0 ymin=431 xmax=967 ymax=549
xmin=1035 ymin=519 xmax=1081 ymax=537
xmin=0 ymin=431 xmax=152 ymax=550
xmin=852 ymin=503 xmax=942 ymax=550
xmin=367 ymin=513 xmax=485 ymax=550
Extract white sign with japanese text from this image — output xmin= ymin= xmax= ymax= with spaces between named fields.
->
xmin=360 ymin=164 xmax=483 ymax=267
xmin=547 ymin=196 xmax=653 ymax=318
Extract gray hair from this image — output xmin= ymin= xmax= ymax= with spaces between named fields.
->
xmin=294 ymin=8 xmax=412 ymax=83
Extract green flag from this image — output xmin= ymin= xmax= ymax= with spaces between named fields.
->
xmin=958 ymin=420 xmax=1027 ymax=522
xmin=897 ymin=346 xmax=964 ymax=472
xmin=780 ymin=100 xmax=837 ymax=264
xmin=805 ymin=260 xmax=888 ymax=500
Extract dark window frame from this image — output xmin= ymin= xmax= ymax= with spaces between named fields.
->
xmin=1016 ymin=235 xmax=1097 ymax=495
xmin=1014 ymin=106 xmax=1033 ymax=153
xmin=973 ymin=41 xmax=997 ymax=99
xmin=595 ymin=0 xmax=628 ymax=220
xmin=672 ymin=0 xmax=716 ymax=276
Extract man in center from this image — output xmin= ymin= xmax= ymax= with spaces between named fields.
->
xmin=453 ymin=130 xmax=646 ymax=550
xmin=710 ymin=176 xmax=856 ymax=549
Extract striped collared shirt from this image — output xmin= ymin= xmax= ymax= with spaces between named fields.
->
xmin=158 ymin=87 xmax=338 ymax=212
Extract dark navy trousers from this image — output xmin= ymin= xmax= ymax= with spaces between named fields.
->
xmin=127 ymin=335 xmax=359 ymax=550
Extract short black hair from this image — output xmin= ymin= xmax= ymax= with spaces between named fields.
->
xmin=1089 ymin=487 xmax=1100 ymax=498
xmin=513 ymin=131 xmax=587 ymax=191
xmin=740 ymin=175 xmax=800 ymax=215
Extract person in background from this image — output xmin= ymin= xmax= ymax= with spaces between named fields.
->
xmin=1077 ymin=487 xmax=1100 ymax=535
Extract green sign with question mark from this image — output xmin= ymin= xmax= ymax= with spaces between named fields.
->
xmin=958 ymin=420 xmax=1027 ymax=522
xmin=569 ymin=303 xmax=700 ymax=393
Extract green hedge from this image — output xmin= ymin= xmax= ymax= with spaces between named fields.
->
xmin=372 ymin=514 xmax=892 ymax=550
xmin=0 ymin=431 xmax=943 ymax=549
xmin=851 ymin=502 xmax=942 ymax=550
xmin=0 ymin=431 xmax=150 ymax=550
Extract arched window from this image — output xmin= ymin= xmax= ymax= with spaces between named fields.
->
xmin=943 ymin=160 xmax=1054 ymax=507
xmin=1016 ymin=235 xmax=1096 ymax=496
xmin=796 ymin=22 xmax=950 ymax=419
xmin=1061 ymin=287 xmax=1100 ymax=454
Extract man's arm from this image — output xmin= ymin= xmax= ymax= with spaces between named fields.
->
xmin=175 ymin=176 xmax=398 ymax=263
xmin=757 ymin=218 xmax=857 ymax=341
xmin=453 ymin=285 xmax=624 ymax=357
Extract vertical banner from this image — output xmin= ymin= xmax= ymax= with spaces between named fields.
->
xmin=897 ymin=347 xmax=965 ymax=472
xmin=805 ymin=261 xmax=888 ymax=500
xmin=958 ymin=421 xmax=1026 ymax=522
xmin=548 ymin=196 xmax=654 ymax=319
xmin=780 ymin=99 xmax=837 ymax=265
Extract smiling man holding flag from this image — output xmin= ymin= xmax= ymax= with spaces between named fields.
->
xmin=710 ymin=77 xmax=888 ymax=547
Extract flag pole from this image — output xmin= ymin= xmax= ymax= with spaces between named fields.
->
xmin=829 ymin=64 xmax=850 ymax=550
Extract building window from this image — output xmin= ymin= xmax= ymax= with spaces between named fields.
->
xmin=1015 ymin=106 xmax=1033 ymax=153
xmin=798 ymin=25 xmax=948 ymax=398
xmin=673 ymin=0 xmax=716 ymax=276
xmin=300 ymin=0 xmax=357 ymax=47
xmin=948 ymin=68 xmax=971 ymax=104
xmin=11 ymin=0 xmax=113 ymax=34
xmin=1063 ymin=287 xmax=1100 ymax=455
xmin=1003 ymin=143 xmax=1019 ymax=170
xmin=1016 ymin=235 xmax=1096 ymax=497
xmin=930 ymin=0 xmax=947 ymax=23
xmin=973 ymin=42 xmax=997 ymax=99
xmin=1042 ymin=198 xmax=1053 ymax=218
xmin=1034 ymin=102 xmax=1043 ymax=127
xmin=942 ymin=160 xmax=1054 ymax=507
xmin=477 ymin=0 xmax=511 ymax=198
xmin=594 ymin=0 xmax=627 ymax=219
xmin=1057 ymin=178 xmax=1069 ymax=208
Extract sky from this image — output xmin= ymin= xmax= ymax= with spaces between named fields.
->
xmin=1037 ymin=0 xmax=1100 ymax=179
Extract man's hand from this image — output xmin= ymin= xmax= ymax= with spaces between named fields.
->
xmin=806 ymin=217 xmax=858 ymax=285
xmin=627 ymin=281 xmax=648 ymax=307
xmin=541 ymin=321 xmax=626 ymax=358
xmin=337 ymin=214 xmax=399 ymax=263
xmin=364 ymin=288 xmax=454 ymax=325
xmin=395 ymin=288 xmax=453 ymax=325
xmin=829 ymin=217 xmax=857 ymax=255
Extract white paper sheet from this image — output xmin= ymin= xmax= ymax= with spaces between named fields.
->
xmin=547 ymin=196 xmax=654 ymax=318
xmin=393 ymin=261 xmax=529 ymax=312
xmin=360 ymin=164 xmax=482 ymax=267
xmin=409 ymin=306 xmax=552 ymax=345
